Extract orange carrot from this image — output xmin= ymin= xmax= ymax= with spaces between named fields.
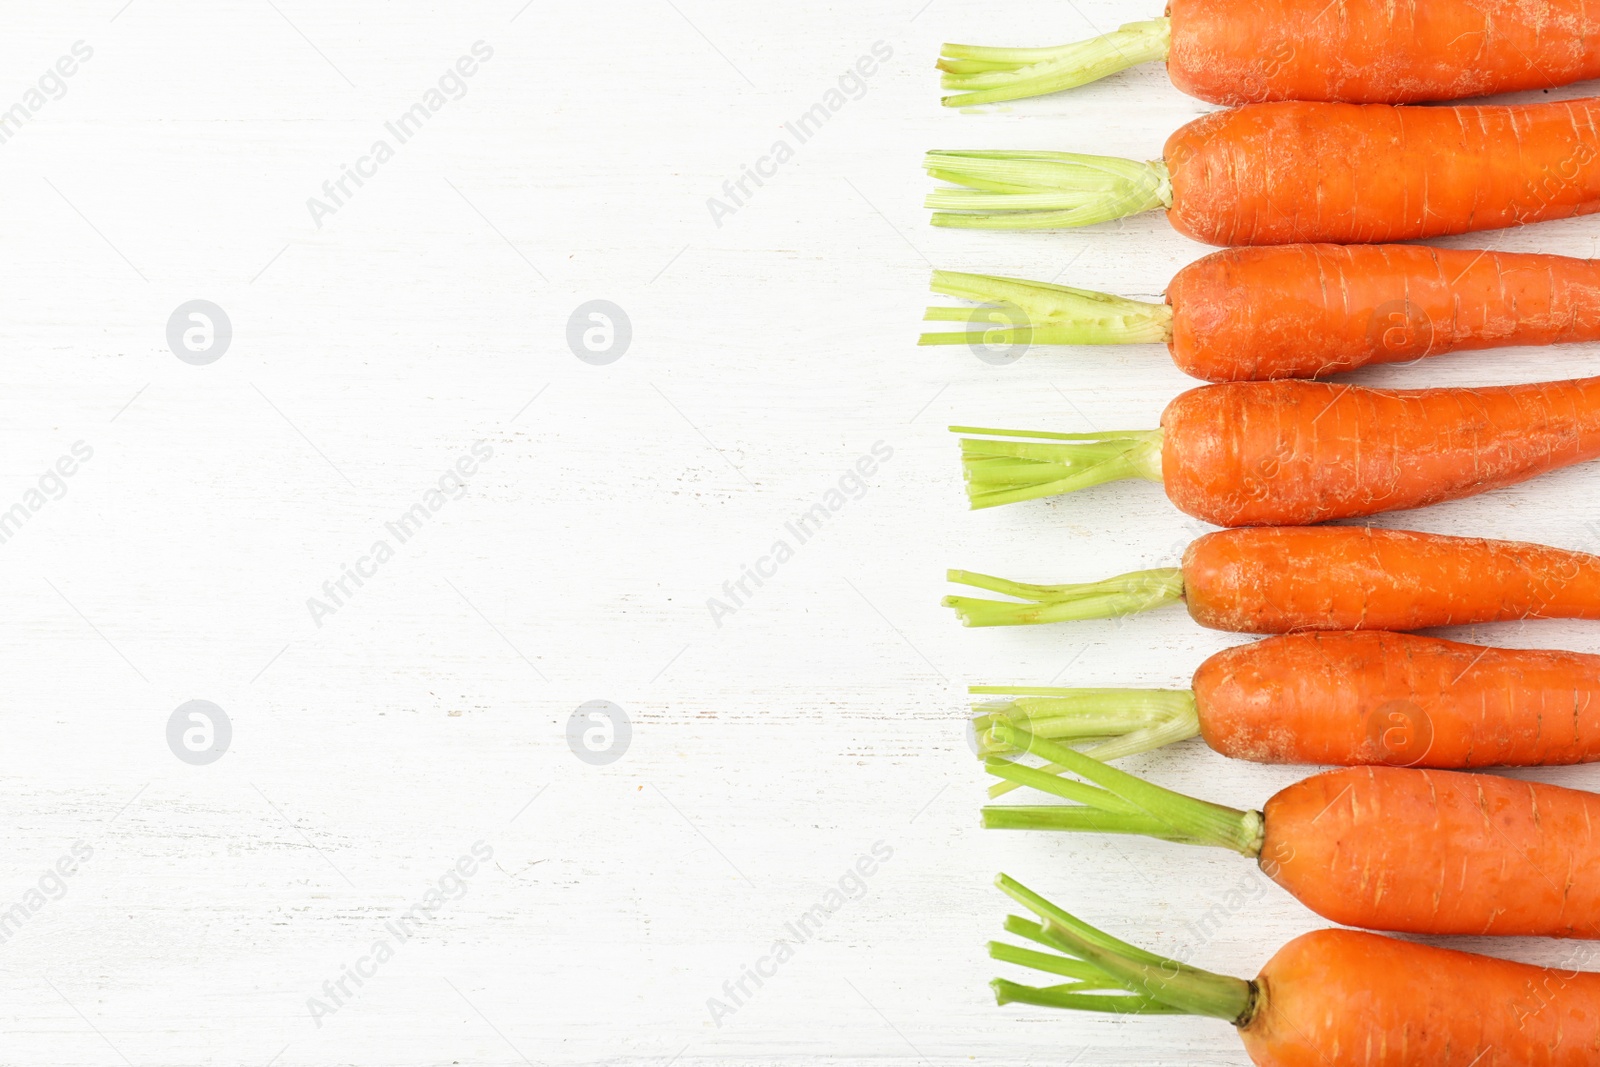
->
xmin=944 ymin=526 xmax=1600 ymax=634
xmin=973 ymin=633 xmax=1600 ymax=770
xmin=955 ymin=372 xmax=1600 ymax=525
xmin=924 ymin=246 xmax=1600 ymax=381
xmin=991 ymin=876 xmax=1600 ymax=1066
xmin=926 ymin=98 xmax=1600 ymax=245
xmin=984 ymin=724 xmax=1600 ymax=938
xmin=941 ymin=0 xmax=1600 ymax=107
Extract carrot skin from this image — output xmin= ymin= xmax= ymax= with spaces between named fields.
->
xmin=1181 ymin=527 xmax=1600 ymax=633
xmin=1194 ymin=632 xmax=1600 ymax=767
xmin=1164 ymin=99 xmax=1600 ymax=245
xmin=1262 ymin=766 xmax=1600 ymax=937
xmin=1166 ymin=245 xmax=1600 ymax=381
xmin=1243 ymin=928 xmax=1600 ymax=1066
xmin=1159 ymin=375 xmax=1600 ymax=526
xmin=1170 ymin=0 xmax=1600 ymax=106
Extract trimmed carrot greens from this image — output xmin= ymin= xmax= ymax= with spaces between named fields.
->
xmin=922 ymin=271 xmax=1173 ymax=349
xmin=940 ymin=20 xmax=1173 ymax=107
xmin=944 ymin=567 xmax=1183 ymax=626
xmin=925 ymin=151 xmax=1171 ymax=229
xmin=991 ymin=874 xmax=1256 ymax=1022
xmin=955 ymin=426 xmax=1163 ymax=509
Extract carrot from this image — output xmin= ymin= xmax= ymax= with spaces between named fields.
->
xmin=944 ymin=526 xmax=1600 ymax=633
xmin=925 ymin=98 xmax=1600 ymax=245
xmin=941 ymin=0 xmax=1600 ymax=107
xmin=956 ymin=371 xmax=1600 ymax=524
xmin=983 ymin=723 xmax=1600 ymax=937
xmin=923 ymin=245 xmax=1600 ymax=381
xmin=990 ymin=875 xmax=1600 ymax=1066
xmin=973 ymin=632 xmax=1600 ymax=769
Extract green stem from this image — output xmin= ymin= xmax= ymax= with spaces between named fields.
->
xmin=943 ymin=567 xmax=1184 ymax=627
xmin=921 ymin=271 xmax=1172 ymax=349
xmin=925 ymin=150 xmax=1171 ymax=230
xmin=985 ymin=723 xmax=1263 ymax=857
xmin=983 ymin=805 xmax=1204 ymax=843
xmin=991 ymin=874 xmax=1256 ymax=1024
xmin=973 ymin=686 xmax=1202 ymax=796
xmin=955 ymin=426 xmax=1163 ymax=509
xmin=940 ymin=19 xmax=1172 ymax=107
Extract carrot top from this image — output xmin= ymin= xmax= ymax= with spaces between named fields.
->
xmin=925 ymin=150 xmax=1171 ymax=229
xmin=940 ymin=20 xmax=1173 ymax=107
xmin=982 ymin=722 xmax=1265 ymax=855
xmin=972 ymin=686 xmax=1201 ymax=787
xmin=922 ymin=271 xmax=1172 ymax=349
xmin=944 ymin=567 xmax=1184 ymax=626
xmin=991 ymin=873 xmax=1256 ymax=1023
xmin=954 ymin=426 xmax=1163 ymax=508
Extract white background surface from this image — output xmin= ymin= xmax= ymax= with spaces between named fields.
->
xmin=8 ymin=2 xmax=1600 ymax=1065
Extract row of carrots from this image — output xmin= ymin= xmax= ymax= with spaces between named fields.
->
xmin=935 ymin=3 xmax=1600 ymax=1064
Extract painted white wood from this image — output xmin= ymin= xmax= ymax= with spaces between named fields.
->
xmin=3 ymin=2 xmax=1600 ymax=1064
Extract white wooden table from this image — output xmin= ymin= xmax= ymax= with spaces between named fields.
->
xmin=4 ymin=2 xmax=1600 ymax=1064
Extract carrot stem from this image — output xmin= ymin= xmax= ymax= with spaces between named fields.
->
xmin=973 ymin=686 xmax=1201 ymax=796
xmin=992 ymin=874 xmax=1255 ymax=1022
xmin=943 ymin=567 xmax=1184 ymax=626
xmin=986 ymin=722 xmax=1264 ymax=857
xmin=920 ymin=270 xmax=1173 ymax=348
xmin=925 ymin=150 xmax=1171 ymax=229
xmin=939 ymin=19 xmax=1172 ymax=107
xmin=955 ymin=426 xmax=1164 ymax=508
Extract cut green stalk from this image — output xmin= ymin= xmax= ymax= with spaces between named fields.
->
xmin=985 ymin=723 xmax=1264 ymax=857
xmin=921 ymin=271 xmax=1173 ymax=349
xmin=940 ymin=19 xmax=1172 ymax=107
xmin=983 ymin=805 xmax=1205 ymax=843
xmin=955 ymin=426 xmax=1164 ymax=509
xmin=925 ymin=150 xmax=1171 ymax=229
xmin=991 ymin=873 xmax=1256 ymax=1024
xmin=974 ymin=686 xmax=1202 ymax=797
xmin=944 ymin=567 xmax=1184 ymax=627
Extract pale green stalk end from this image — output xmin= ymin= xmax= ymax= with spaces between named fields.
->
xmin=944 ymin=567 xmax=1184 ymax=627
xmin=972 ymin=686 xmax=1201 ymax=797
xmin=954 ymin=425 xmax=1164 ymax=509
xmin=990 ymin=874 xmax=1256 ymax=1024
xmin=940 ymin=19 xmax=1172 ymax=107
xmin=921 ymin=271 xmax=1173 ymax=350
xmin=925 ymin=151 xmax=1171 ymax=230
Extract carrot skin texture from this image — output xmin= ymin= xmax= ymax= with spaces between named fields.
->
xmin=1261 ymin=766 xmax=1600 ymax=937
xmin=1180 ymin=527 xmax=1600 ymax=633
xmin=1164 ymin=99 xmax=1600 ymax=245
xmin=1169 ymin=0 xmax=1600 ymax=106
xmin=1159 ymin=375 xmax=1600 ymax=526
xmin=1194 ymin=632 xmax=1600 ymax=767
xmin=1242 ymin=928 xmax=1600 ymax=1066
xmin=1166 ymin=245 xmax=1600 ymax=381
